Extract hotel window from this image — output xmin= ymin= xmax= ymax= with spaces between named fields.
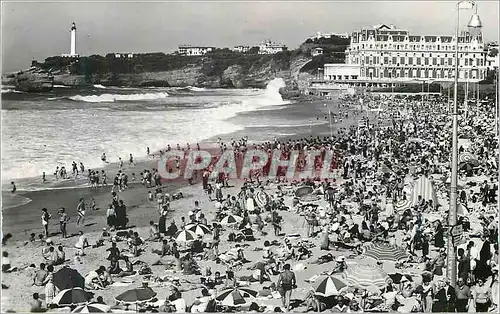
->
xmin=465 ymin=59 xmax=468 ymax=66
xmin=417 ymin=57 xmax=421 ymax=65
xmin=400 ymin=57 xmax=405 ymax=64
xmin=366 ymin=57 xmax=369 ymax=63
xmin=440 ymin=58 xmax=444 ymax=65
xmin=448 ymin=58 xmax=453 ymax=65
xmin=432 ymin=58 xmax=437 ymax=65
xmin=392 ymin=57 xmax=397 ymax=64
xmin=409 ymin=57 xmax=413 ymax=64
xmin=437 ymin=45 xmax=440 ymax=50
xmin=425 ymin=58 xmax=429 ymax=65
xmin=384 ymin=57 xmax=388 ymax=64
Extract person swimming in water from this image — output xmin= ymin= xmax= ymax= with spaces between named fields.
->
xmin=101 ymin=153 xmax=107 ymax=163
xmin=11 ymin=182 xmax=16 ymax=193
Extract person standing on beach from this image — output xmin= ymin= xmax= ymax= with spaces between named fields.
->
xmin=58 ymin=208 xmax=69 ymax=239
xmin=41 ymin=208 xmax=51 ymax=238
xmin=42 ymin=172 xmax=46 ymax=183
xmin=119 ymin=157 xmax=123 ymax=170
xmin=101 ymin=170 xmax=107 ymax=187
xmin=11 ymin=181 xmax=16 ymax=193
xmin=129 ymin=154 xmax=134 ymax=166
xmin=277 ymin=263 xmax=296 ymax=311
xmin=76 ymin=198 xmax=86 ymax=227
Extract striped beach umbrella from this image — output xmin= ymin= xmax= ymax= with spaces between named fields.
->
xmin=185 ymin=223 xmax=211 ymax=236
xmin=295 ymin=186 xmax=313 ymax=197
xmin=216 ymin=287 xmax=257 ymax=306
xmin=71 ymin=303 xmax=111 ymax=313
xmin=458 ymin=152 xmax=479 ymax=166
xmin=220 ymin=214 xmax=243 ymax=226
xmin=254 ymin=190 xmax=270 ymax=209
xmin=363 ymin=243 xmax=408 ymax=262
xmin=342 ymin=264 xmax=389 ymax=289
xmin=115 ymin=287 xmax=157 ymax=304
xmin=52 ymin=288 xmax=91 ymax=306
xmin=314 ymin=276 xmax=348 ymax=297
xmin=174 ymin=229 xmax=197 ymax=242
xmin=394 ymin=198 xmax=412 ymax=213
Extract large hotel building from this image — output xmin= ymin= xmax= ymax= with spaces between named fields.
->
xmin=319 ymin=24 xmax=487 ymax=87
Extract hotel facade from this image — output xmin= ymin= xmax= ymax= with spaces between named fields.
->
xmin=321 ymin=24 xmax=487 ymax=86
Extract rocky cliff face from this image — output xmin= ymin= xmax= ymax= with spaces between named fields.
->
xmin=6 ymin=68 xmax=54 ymax=92
xmin=7 ymin=54 xmax=314 ymax=92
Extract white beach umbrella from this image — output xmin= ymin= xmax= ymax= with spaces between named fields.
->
xmin=185 ymin=223 xmax=211 ymax=236
xmin=220 ymin=214 xmax=243 ymax=226
xmin=174 ymin=229 xmax=197 ymax=243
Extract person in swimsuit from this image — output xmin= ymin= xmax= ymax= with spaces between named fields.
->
xmin=76 ymin=198 xmax=86 ymax=227
xmin=277 ymin=263 xmax=296 ymax=311
xmin=11 ymin=182 xmax=16 ymax=193
xmin=41 ymin=208 xmax=51 ymax=238
xmin=129 ymin=154 xmax=134 ymax=166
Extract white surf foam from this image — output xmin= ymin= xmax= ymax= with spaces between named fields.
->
xmin=93 ymin=84 xmax=107 ymax=89
xmin=69 ymin=92 xmax=170 ymax=103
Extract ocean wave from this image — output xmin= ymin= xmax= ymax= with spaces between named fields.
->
xmin=53 ymin=84 xmax=72 ymax=88
xmin=248 ymin=121 xmax=329 ymax=128
xmin=1 ymin=88 xmax=24 ymax=94
xmin=69 ymin=92 xmax=170 ymax=103
xmin=93 ymin=84 xmax=107 ymax=89
xmin=187 ymin=86 xmax=207 ymax=92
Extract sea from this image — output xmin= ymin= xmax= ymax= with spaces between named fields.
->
xmin=1 ymin=79 xmax=336 ymax=187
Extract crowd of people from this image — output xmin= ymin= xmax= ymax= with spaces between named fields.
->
xmin=3 ymin=91 xmax=499 ymax=313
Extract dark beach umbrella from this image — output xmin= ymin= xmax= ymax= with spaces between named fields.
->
xmin=459 ymin=162 xmax=474 ymax=172
xmin=388 ymin=273 xmax=413 ymax=285
xmin=53 ymin=267 xmax=85 ymax=290
xmin=295 ymin=186 xmax=313 ymax=197
xmin=52 ymin=287 xmax=91 ymax=306
xmin=185 ymin=223 xmax=211 ymax=236
xmin=115 ymin=287 xmax=157 ymax=304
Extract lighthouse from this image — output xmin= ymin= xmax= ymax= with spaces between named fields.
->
xmin=70 ymin=22 xmax=77 ymax=56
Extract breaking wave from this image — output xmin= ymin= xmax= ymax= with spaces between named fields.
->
xmin=69 ymin=92 xmax=170 ymax=103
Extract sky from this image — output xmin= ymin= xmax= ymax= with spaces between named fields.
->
xmin=1 ymin=0 xmax=499 ymax=73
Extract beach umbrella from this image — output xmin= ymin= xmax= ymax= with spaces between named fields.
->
xmin=220 ymin=214 xmax=243 ymax=226
xmin=342 ymin=264 xmax=389 ymax=289
xmin=254 ymin=190 xmax=270 ymax=209
xmin=394 ymin=198 xmax=412 ymax=213
xmin=314 ymin=276 xmax=348 ymax=297
xmin=71 ymin=303 xmax=111 ymax=313
xmin=295 ymin=186 xmax=313 ymax=197
xmin=216 ymin=287 xmax=257 ymax=306
xmin=185 ymin=223 xmax=211 ymax=236
xmin=363 ymin=243 xmax=408 ymax=263
xmin=459 ymin=163 xmax=474 ymax=172
xmin=115 ymin=287 xmax=157 ymax=304
xmin=458 ymin=152 xmax=479 ymax=166
xmin=52 ymin=287 xmax=91 ymax=306
xmin=174 ymin=229 xmax=197 ymax=243
xmin=388 ymin=273 xmax=413 ymax=285
xmin=457 ymin=203 xmax=469 ymax=216
xmin=411 ymin=176 xmax=437 ymax=206
xmin=53 ymin=267 xmax=85 ymax=290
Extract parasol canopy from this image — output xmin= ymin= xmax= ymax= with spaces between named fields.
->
xmin=52 ymin=288 xmax=91 ymax=306
xmin=342 ymin=264 xmax=389 ymax=289
xmin=458 ymin=152 xmax=479 ymax=166
xmin=71 ymin=303 xmax=111 ymax=313
xmin=254 ymin=190 xmax=270 ymax=209
xmin=394 ymin=198 xmax=412 ymax=213
xmin=295 ymin=186 xmax=313 ymax=197
xmin=314 ymin=276 xmax=348 ymax=297
xmin=174 ymin=229 xmax=197 ymax=243
xmin=115 ymin=287 xmax=157 ymax=304
xmin=220 ymin=214 xmax=243 ymax=226
xmin=363 ymin=243 xmax=408 ymax=262
xmin=185 ymin=223 xmax=211 ymax=236
xmin=215 ymin=287 xmax=258 ymax=306
xmin=53 ymin=267 xmax=85 ymax=290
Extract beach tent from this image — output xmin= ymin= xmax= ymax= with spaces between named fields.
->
xmin=185 ymin=223 xmax=211 ymax=236
xmin=363 ymin=243 xmax=408 ymax=263
xmin=115 ymin=287 xmax=157 ymax=304
xmin=216 ymin=287 xmax=257 ymax=306
xmin=52 ymin=288 xmax=91 ymax=306
xmin=295 ymin=186 xmax=313 ymax=197
xmin=341 ymin=264 xmax=389 ymax=290
xmin=314 ymin=276 xmax=348 ymax=297
xmin=174 ymin=229 xmax=197 ymax=243
xmin=220 ymin=214 xmax=243 ymax=226
xmin=53 ymin=267 xmax=85 ymax=290
xmin=411 ymin=176 xmax=437 ymax=206
xmin=71 ymin=303 xmax=111 ymax=313
xmin=254 ymin=190 xmax=270 ymax=209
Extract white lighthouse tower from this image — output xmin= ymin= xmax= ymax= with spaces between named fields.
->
xmin=70 ymin=22 xmax=77 ymax=56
